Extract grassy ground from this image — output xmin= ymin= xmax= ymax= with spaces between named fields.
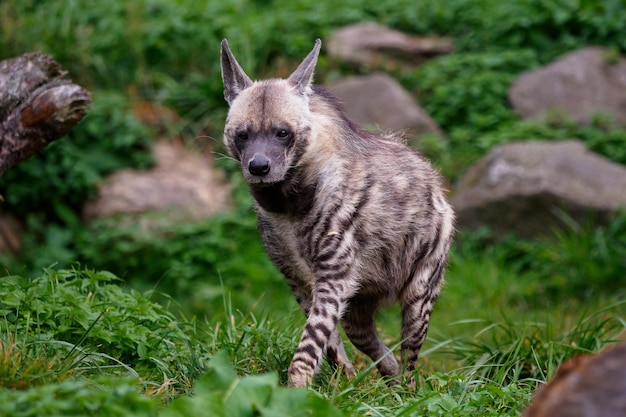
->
xmin=1 ymin=256 xmax=624 ymax=416
xmin=1 ymin=0 xmax=626 ymax=415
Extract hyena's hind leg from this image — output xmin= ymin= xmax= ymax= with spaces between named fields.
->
xmin=399 ymin=256 xmax=447 ymax=380
xmin=342 ymin=296 xmax=399 ymax=378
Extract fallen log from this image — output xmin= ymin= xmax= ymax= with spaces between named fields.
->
xmin=0 ymin=52 xmax=91 ymax=176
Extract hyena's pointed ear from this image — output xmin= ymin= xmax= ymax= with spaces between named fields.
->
xmin=287 ymin=39 xmax=321 ymax=95
xmin=221 ymin=39 xmax=253 ymax=105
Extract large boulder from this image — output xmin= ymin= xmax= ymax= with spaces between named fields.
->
xmin=328 ymin=73 xmax=441 ymax=137
xmin=452 ymin=140 xmax=626 ymax=237
xmin=83 ymin=141 xmax=230 ymax=225
xmin=509 ymin=47 xmax=626 ymax=125
xmin=523 ymin=342 xmax=626 ymax=417
xmin=327 ymin=22 xmax=453 ymax=70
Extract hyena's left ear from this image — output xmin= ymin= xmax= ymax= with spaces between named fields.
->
xmin=221 ymin=39 xmax=253 ymax=105
xmin=287 ymin=39 xmax=321 ymax=96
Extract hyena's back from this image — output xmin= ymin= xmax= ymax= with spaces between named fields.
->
xmin=221 ymin=39 xmax=454 ymax=387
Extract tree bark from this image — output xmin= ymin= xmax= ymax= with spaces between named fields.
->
xmin=0 ymin=52 xmax=91 ymax=176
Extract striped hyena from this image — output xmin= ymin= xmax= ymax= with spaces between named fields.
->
xmin=220 ymin=39 xmax=455 ymax=388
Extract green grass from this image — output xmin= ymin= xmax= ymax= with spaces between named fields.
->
xmin=0 ymin=266 xmax=624 ymax=416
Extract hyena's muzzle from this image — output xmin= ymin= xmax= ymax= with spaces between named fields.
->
xmin=236 ymin=129 xmax=294 ymax=184
xmin=248 ymin=153 xmax=270 ymax=176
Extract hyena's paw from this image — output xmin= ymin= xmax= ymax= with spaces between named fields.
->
xmin=384 ymin=375 xmax=401 ymax=387
xmin=287 ymin=361 xmax=314 ymax=388
xmin=325 ymin=346 xmax=356 ymax=378
xmin=403 ymin=372 xmax=417 ymax=391
xmin=378 ymin=353 xmax=400 ymax=378
xmin=327 ymin=356 xmax=356 ymax=379
xmin=342 ymin=362 xmax=356 ymax=378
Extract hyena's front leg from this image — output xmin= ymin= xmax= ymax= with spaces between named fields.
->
xmin=286 ymin=277 xmax=355 ymax=380
xmin=288 ymin=279 xmax=355 ymax=387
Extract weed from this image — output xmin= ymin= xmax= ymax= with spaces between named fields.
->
xmin=0 ymin=376 xmax=158 ymax=417
xmin=0 ymin=268 xmax=211 ymax=394
xmin=446 ymin=302 xmax=626 ymax=384
xmin=0 ymin=335 xmax=63 ymax=390
xmin=163 ymin=351 xmax=344 ymax=417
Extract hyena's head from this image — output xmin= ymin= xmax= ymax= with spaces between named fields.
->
xmin=220 ymin=39 xmax=321 ymax=185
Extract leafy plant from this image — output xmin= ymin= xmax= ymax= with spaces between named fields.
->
xmin=163 ymin=350 xmax=344 ymax=417
xmin=0 ymin=377 xmax=158 ymax=417
xmin=70 ymin=210 xmax=287 ymax=318
xmin=406 ymin=50 xmax=539 ymax=133
xmin=0 ymin=268 xmax=211 ymax=389
xmin=477 ymin=118 xmax=626 ymax=165
xmin=399 ymin=50 xmax=539 ymax=178
xmin=0 ymin=90 xmax=153 ymax=224
xmin=207 ymin=295 xmax=301 ymax=384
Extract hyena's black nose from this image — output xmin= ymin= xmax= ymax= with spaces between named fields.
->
xmin=248 ymin=154 xmax=271 ymax=176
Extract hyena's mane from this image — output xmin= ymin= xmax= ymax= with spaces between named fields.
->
xmin=308 ymin=85 xmax=407 ymax=153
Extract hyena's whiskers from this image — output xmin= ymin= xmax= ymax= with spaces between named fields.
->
xmin=211 ymin=151 xmax=238 ymax=163
xmin=194 ymin=134 xmax=220 ymax=143
xmin=219 ymin=38 xmax=455 ymax=388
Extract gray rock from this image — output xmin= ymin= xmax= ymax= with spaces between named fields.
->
xmin=509 ymin=47 xmax=626 ymax=125
xmin=452 ymin=140 xmax=626 ymax=237
xmin=328 ymin=73 xmax=441 ymax=136
xmin=327 ymin=22 xmax=453 ymax=70
xmin=83 ymin=141 xmax=231 ymax=226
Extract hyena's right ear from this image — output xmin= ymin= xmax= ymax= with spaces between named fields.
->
xmin=221 ymin=39 xmax=253 ymax=106
xmin=287 ymin=39 xmax=321 ymax=96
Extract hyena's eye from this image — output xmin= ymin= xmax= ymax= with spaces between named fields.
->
xmin=236 ymin=132 xmax=249 ymax=141
xmin=276 ymin=129 xmax=291 ymax=138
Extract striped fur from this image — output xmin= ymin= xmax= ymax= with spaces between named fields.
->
xmin=220 ymin=39 xmax=455 ymax=388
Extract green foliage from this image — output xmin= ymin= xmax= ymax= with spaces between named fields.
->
xmin=513 ymin=212 xmax=626 ymax=299
xmin=0 ymin=336 xmax=66 ymax=390
xmin=447 ymin=306 xmax=626 ymax=385
xmin=0 ymin=91 xmax=153 ymax=223
xmin=401 ymin=50 xmax=539 ymax=177
xmin=1 ymin=171 xmax=285 ymax=317
xmin=0 ymin=267 xmax=624 ymax=416
xmin=164 ymin=351 xmax=344 ymax=417
xmin=477 ymin=118 xmax=626 ymax=165
xmin=449 ymin=212 xmax=626 ymax=304
xmin=3 ymin=0 xmax=626 ymax=123
xmin=1 ymin=0 xmax=226 ymax=88
xmin=71 ymin=211 xmax=286 ymax=317
xmin=208 ymin=297 xmax=300 ymax=383
xmin=0 ymin=377 xmax=158 ymax=417
xmin=0 ymin=90 xmax=154 ymax=276
xmin=0 ymin=268 xmax=211 ymax=386
xmin=406 ymin=50 xmax=539 ymax=133
xmin=383 ymin=0 xmax=626 ymax=58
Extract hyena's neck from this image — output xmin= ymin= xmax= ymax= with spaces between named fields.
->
xmin=249 ymin=169 xmax=317 ymax=217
